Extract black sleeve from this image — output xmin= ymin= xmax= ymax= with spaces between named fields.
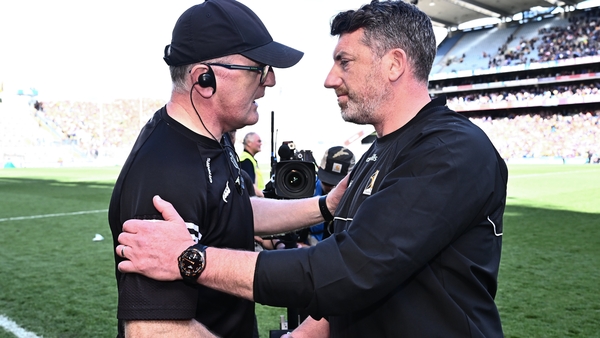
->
xmin=110 ymin=123 xmax=201 ymax=321
xmin=253 ymin=125 xmax=506 ymax=317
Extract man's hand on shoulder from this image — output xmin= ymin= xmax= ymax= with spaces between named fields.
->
xmin=117 ymin=195 xmax=195 ymax=281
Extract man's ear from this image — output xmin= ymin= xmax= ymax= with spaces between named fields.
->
xmin=388 ymin=48 xmax=407 ymax=82
xmin=190 ymin=64 xmax=216 ymax=97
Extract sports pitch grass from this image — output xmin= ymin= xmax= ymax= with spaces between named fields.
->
xmin=0 ymin=164 xmax=598 ymax=337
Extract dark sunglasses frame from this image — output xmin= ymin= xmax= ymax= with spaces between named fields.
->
xmin=204 ymin=63 xmax=271 ymax=84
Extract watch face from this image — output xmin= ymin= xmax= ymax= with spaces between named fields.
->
xmin=178 ymin=247 xmax=206 ymax=278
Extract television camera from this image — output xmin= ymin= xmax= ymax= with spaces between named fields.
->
xmin=263 ymin=140 xmax=316 ymax=200
xmin=262 ymin=113 xmax=318 ymax=334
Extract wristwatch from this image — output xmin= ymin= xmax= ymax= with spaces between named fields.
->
xmin=178 ymin=243 xmax=207 ymax=285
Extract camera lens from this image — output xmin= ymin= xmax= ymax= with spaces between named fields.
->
xmin=285 ymin=170 xmax=305 ymax=192
xmin=274 ymin=161 xmax=316 ymax=199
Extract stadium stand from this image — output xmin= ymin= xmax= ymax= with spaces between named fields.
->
xmin=429 ymin=6 xmax=600 ymax=164
xmin=431 ymin=31 xmax=464 ymax=75
xmin=2 ymin=5 xmax=599 ymax=168
xmin=37 ymin=98 xmax=164 ymax=164
xmin=1 ymin=96 xmax=163 ymax=168
xmin=435 ymin=26 xmax=520 ymax=73
xmin=0 ymin=96 xmax=66 ymax=168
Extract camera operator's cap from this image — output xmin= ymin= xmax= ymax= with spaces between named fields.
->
xmin=163 ymin=0 xmax=304 ymax=68
xmin=318 ymin=146 xmax=356 ymax=186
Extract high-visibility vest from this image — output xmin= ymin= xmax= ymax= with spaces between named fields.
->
xmin=239 ymin=151 xmax=264 ymax=190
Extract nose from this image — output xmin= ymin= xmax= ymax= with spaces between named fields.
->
xmin=324 ymin=64 xmax=341 ymax=89
xmin=263 ymin=68 xmax=276 ymax=87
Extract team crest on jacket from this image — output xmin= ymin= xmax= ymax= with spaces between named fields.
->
xmin=363 ymin=170 xmax=379 ymax=195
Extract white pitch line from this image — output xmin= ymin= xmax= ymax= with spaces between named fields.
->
xmin=510 ymin=168 xmax=600 ymax=178
xmin=0 ymin=315 xmax=41 ymax=338
xmin=0 ymin=209 xmax=108 ymax=336
xmin=0 ymin=209 xmax=107 ymax=222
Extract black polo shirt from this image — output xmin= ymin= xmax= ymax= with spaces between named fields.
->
xmin=109 ymin=107 xmax=255 ymax=337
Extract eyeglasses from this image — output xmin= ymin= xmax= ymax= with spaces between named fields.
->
xmin=204 ymin=63 xmax=271 ymax=84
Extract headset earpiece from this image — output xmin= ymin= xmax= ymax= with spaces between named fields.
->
xmin=197 ymin=65 xmax=216 ymax=94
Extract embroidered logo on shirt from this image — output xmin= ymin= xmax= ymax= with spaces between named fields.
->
xmin=222 ymin=181 xmax=231 ymax=202
xmin=206 ymin=158 xmax=213 ymax=183
xmin=366 ymin=154 xmax=378 ymax=162
xmin=363 ymin=170 xmax=379 ymax=195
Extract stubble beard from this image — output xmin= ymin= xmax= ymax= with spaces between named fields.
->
xmin=340 ymin=80 xmax=390 ymax=125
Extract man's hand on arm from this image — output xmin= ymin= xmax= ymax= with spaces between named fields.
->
xmin=117 ymin=195 xmax=193 ymax=281
xmin=117 ymin=195 xmax=259 ymax=301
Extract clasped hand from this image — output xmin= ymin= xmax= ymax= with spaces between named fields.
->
xmin=116 ymin=195 xmax=194 ymax=281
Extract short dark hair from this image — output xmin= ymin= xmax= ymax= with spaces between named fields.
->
xmin=330 ymin=0 xmax=436 ymax=83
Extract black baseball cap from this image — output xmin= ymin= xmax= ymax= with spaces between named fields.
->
xmin=318 ymin=146 xmax=356 ymax=186
xmin=163 ymin=0 xmax=304 ymax=68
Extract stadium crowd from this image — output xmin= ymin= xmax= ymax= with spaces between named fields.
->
xmin=471 ymin=110 xmax=600 ymax=162
xmin=35 ymin=98 xmax=162 ymax=157
xmin=15 ymin=9 xmax=599 ymax=165
xmin=489 ymin=8 xmax=600 ymax=67
xmin=445 ymin=81 xmax=600 ymax=109
xmin=430 ymin=65 xmax=600 ymax=89
xmin=27 ymin=96 xmax=598 ymax=164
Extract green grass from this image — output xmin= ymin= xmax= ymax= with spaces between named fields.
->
xmin=0 ymin=164 xmax=599 ymax=337
xmin=497 ymin=165 xmax=600 ymax=337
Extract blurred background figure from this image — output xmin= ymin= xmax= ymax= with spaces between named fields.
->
xmin=240 ymin=132 xmax=265 ymax=197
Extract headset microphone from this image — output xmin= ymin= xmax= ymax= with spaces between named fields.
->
xmin=197 ymin=64 xmax=216 ymax=94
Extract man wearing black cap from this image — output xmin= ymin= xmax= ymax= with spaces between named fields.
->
xmin=116 ymin=1 xmax=507 ymax=337
xmin=108 ymin=0 xmax=303 ymax=337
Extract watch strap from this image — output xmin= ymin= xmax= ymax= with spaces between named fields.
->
xmin=319 ymin=195 xmax=334 ymax=222
xmin=179 ymin=243 xmax=207 ymax=285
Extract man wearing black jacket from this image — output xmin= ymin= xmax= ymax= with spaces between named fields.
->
xmin=116 ymin=1 xmax=507 ymax=337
